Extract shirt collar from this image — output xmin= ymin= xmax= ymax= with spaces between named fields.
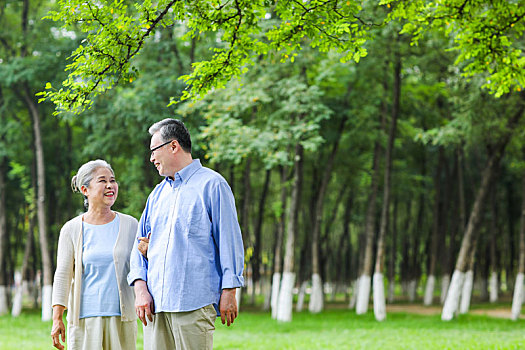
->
xmin=165 ymin=159 xmax=202 ymax=186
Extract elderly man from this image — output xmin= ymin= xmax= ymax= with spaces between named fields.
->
xmin=127 ymin=118 xmax=244 ymax=349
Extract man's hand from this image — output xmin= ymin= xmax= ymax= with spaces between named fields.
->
xmin=138 ymin=233 xmax=150 ymax=259
xmin=219 ymin=288 xmax=238 ymax=326
xmin=134 ymin=280 xmax=154 ymax=326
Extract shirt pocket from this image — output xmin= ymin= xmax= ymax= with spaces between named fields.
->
xmin=179 ymin=201 xmax=209 ymax=233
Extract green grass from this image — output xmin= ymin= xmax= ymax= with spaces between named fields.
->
xmin=1 ymin=308 xmax=524 ymax=349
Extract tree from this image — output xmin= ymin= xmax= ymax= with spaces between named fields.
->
xmin=39 ymin=1 xmax=525 ymax=118
xmin=0 ymin=135 xmax=7 ymax=315
xmin=0 ymin=0 xmax=78 ymax=321
xmin=511 ymin=170 xmax=525 ymax=320
xmin=442 ymin=95 xmax=525 ymax=320
xmin=373 ymin=39 xmax=400 ymax=321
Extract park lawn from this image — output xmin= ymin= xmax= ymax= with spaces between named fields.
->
xmin=1 ymin=308 xmax=524 ymax=350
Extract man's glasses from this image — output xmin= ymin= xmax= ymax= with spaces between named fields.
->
xmin=150 ymin=139 xmax=174 ymax=156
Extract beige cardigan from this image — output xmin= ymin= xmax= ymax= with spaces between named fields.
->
xmin=51 ymin=212 xmax=138 ymax=327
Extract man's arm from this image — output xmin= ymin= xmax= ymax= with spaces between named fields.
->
xmin=211 ymin=179 xmax=245 ymax=326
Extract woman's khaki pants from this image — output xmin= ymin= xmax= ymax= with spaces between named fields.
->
xmin=67 ymin=316 xmax=137 ymax=350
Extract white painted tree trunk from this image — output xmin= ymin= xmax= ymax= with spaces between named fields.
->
xmin=308 ymin=273 xmax=323 ymax=313
xmin=407 ymin=280 xmax=417 ymax=302
xmin=511 ymin=273 xmax=524 ymax=320
xmin=270 ymin=272 xmax=281 ymax=319
xmin=459 ymin=270 xmax=474 ymax=314
xmin=387 ymin=279 xmax=395 ymax=304
xmin=276 ymin=272 xmax=295 ymax=322
xmin=42 ymin=285 xmax=53 ymax=321
xmin=11 ymin=286 xmax=23 ymax=317
xmin=349 ymin=279 xmax=357 ymax=309
xmin=296 ymin=281 xmax=307 ymax=312
xmin=442 ymin=270 xmax=465 ymax=321
xmin=356 ymin=274 xmax=371 ymax=315
xmin=424 ymin=275 xmax=435 ymax=306
xmin=373 ymin=273 xmax=386 ymax=321
xmin=10 ymin=270 xmax=21 ymax=317
xmin=440 ymin=274 xmax=450 ymax=304
xmin=0 ymin=286 xmax=8 ymax=316
xmin=235 ymin=287 xmax=242 ymax=312
xmin=489 ymin=271 xmax=498 ymax=303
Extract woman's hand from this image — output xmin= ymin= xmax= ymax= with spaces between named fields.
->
xmin=138 ymin=236 xmax=149 ymax=259
xmin=138 ymin=232 xmax=151 ymax=259
xmin=51 ymin=305 xmax=66 ymax=350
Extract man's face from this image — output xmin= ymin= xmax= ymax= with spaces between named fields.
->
xmin=150 ymin=132 xmax=174 ymax=177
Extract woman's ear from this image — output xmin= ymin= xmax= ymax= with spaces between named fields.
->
xmin=80 ymin=185 xmax=89 ymax=197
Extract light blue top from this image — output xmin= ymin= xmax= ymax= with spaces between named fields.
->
xmin=79 ymin=215 xmax=121 ymax=319
xmin=127 ymin=159 xmax=244 ymax=314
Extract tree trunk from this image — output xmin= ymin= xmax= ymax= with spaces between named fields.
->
xmin=309 ymin=116 xmax=346 ymax=314
xmin=373 ymin=49 xmax=400 ymax=321
xmin=459 ymin=237 xmax=478 ymax=314
xmin=424 ymin=148 xmax=444 ymax=306
xmin=441 ymin=150 xmax=456 ymax=304
xmin=409 ymin=191 xmax=426 ymax=303
xmin=388 ymin=197 xmax=398 ymax=304
xmin=400 ymin=200 xmax=412 ymax=298
xmin=457 ymin=148 xmax=467 ymax=231
xmin=511 ymin=171 xmax=525 ymax=320
xmin=356 ymin=140 xmax=381 ymax=315
xmin=271 ymin=166 xmax=287 ymax=319
xmin=22 ymin=87 xmax=53 ymax=321
xmin=0 ymin=156 xmax=8 ymax=315
xmin=276 ymin=144 xmax=303 ymax=322
xmin=12 ymin=211 xmax=36 ymax=317
xmin=442 ymin=102 xmax=524 ymax=320
xmin=296 ymin=281 xmax=308 ymax=312
xmin=252 ymin=169 xmax=271 ymax=305
xmin=489 ymin=184 xmax=499 ymax=303
xmin=442 ymin=157 xmax=495 ymax=320
xmin=240 ymin=158 xmax=252 ymax=304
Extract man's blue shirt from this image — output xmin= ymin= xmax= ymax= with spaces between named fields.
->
xmin=127 ymin=159 xmax=244 ymax=313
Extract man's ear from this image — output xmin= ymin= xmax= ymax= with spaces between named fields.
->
xmin=170 ymin=140 xmax=179 ymax=154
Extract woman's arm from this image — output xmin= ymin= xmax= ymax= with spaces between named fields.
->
xmin=51 ymin=305 xmax=66 ymax=350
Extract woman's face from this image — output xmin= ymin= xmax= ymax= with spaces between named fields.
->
xmin=81 ymin=167 xmax=118 ymax=209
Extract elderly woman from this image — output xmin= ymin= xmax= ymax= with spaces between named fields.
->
xmin=50 ymin=160 xmax=138 ymax=350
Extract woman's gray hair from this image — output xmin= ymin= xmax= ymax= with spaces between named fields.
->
xmin=71 ymin=159 xmax=114 ymax=209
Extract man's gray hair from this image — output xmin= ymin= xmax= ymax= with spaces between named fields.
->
xmin=71 ymin=159 xmax=114 ymax=209
xmin=148 ymin=118 xmax=192 ymax=153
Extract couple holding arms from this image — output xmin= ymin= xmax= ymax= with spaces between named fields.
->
xmin=51 ymin=118 xmax=245 ymax=349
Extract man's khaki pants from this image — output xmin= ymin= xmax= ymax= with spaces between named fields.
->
xmin=143 ymin=304 xmax=217 ymax=350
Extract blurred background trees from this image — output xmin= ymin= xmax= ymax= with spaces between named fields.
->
xmin=1 ymin=0 xmax=525 ymax=323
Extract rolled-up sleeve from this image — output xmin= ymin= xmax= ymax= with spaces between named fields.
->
xmin=52 ymin=225 xmax=74 ymax=308
xmin=127 ymin=203 xmax=150 ymax=286
xmin=211 ymin=180 xmax=245 ymax=290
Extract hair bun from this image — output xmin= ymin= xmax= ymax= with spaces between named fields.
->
xmin=71 ymin=175 xmax=79 ymax=193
